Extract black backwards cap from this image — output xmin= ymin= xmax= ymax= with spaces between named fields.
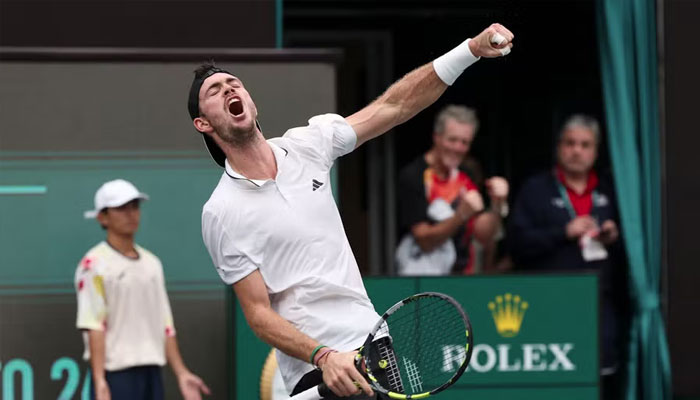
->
xmin=188 ymin=66 xmax=232 ymax=168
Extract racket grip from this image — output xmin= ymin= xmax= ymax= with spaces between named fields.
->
xmin=317 ymin=383 xmax=333 ymax=398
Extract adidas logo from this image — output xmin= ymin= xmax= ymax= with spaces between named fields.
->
xmin=312 ymin=179 xmax=324 ymax=191
xmin=488 ymin=293 xmax=528 ymax=338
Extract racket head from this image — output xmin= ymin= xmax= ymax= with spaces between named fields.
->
xmin=356 ymin=292 xmax=473 ymax=399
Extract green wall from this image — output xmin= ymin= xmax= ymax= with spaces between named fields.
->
xmin=0 ymin=156 xmax=221 ymax=287
xmin=237 ymin=274 xmax=600 ymax=399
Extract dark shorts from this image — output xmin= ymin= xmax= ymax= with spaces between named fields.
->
xmin=90 ymin=365 xmax=164 ymax=400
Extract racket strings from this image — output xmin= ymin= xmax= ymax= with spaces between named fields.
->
xmin=375 ymin=337 xmax=404 ymax=392
xmin=372 ymin=297 xmax=469 ymax=394
xmin=379 ymin=299 xmax=457 ymax=331
xmin=389 ymin=324 xmax=464 ymax=388
xmin=379 ymin=300 xmax=464 ymax=345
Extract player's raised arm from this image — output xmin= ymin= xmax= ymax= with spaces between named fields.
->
xmin=348 ymin=23 xmax=514 ymax=147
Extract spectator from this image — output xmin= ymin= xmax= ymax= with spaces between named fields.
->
xmin=75 ymin=179 xmax=210 ymax=400
xmin=396 ymin=105 xmax=509 ymax=276
xmin=508 ymin=114 xmax=626 ymax=398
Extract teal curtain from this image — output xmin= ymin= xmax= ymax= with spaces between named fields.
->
xmin=597 ymin=0 xmax=671 ymax=399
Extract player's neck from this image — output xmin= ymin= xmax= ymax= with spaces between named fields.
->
xmin=228 ymin=137 xmax=278 ymax=180
xmin=105 ymin=233 xmax=138 ymax=259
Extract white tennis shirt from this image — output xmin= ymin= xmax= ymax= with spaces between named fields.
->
xmin=201 ymin=114 xmax=380 ymax=392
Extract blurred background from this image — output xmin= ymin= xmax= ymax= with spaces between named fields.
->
xmin=1 ymin=0 xmax=698 ymax=399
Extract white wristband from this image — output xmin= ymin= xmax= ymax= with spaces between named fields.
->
xmin=432 ymin=38 xmax=480 ymax=86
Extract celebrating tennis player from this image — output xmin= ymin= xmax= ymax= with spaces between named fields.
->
xmin=190 ymin=23 xmax=514 ymax=399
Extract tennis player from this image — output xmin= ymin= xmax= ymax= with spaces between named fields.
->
xmin=191 ymin=24 xmax=513 ymax=398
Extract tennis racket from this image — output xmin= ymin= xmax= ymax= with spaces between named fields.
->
xmin=291 ymin=291 xmax=473 ymax=399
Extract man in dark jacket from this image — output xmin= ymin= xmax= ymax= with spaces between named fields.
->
xmin=508 ymin=114 xmax=626 ymax=399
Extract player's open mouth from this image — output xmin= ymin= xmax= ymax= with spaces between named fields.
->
xmin=228 ymin=97 xmax=244 ymax=117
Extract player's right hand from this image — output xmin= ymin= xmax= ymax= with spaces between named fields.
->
xmin=95 ymin=378 xmax=111 ymax=400
xmin=320 ymin=350 xmax=374 ymax=397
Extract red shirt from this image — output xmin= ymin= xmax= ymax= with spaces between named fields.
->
xmin=555 ymin=166 xmax=599 ymax=216
xmin=424 ymin=167 xmax=479 ymax=274
xmin=423 ymin=168 xmax=478 ymax=204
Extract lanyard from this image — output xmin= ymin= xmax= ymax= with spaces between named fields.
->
xmin=555 ymin=180 xmax=599 ymax=220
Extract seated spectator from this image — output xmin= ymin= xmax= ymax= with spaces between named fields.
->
xmin=396 ymin=105 xmax=509 ymax=276
xmin=507 ymin=114 xmax=626 ymax=398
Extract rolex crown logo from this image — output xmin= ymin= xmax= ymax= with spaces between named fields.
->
xmin=488 ymin=293 xmax=528 ymax=337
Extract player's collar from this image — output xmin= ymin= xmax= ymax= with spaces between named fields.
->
xmin=224 ymin=141 xmax=288 ymax=187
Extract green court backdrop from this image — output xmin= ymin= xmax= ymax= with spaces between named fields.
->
xmin=236 ymin=274 xmax=600 ymax=400
xmin=0 ymin=156 xmax=221 ymax=288
xmin=1 ymin=157 xmax=599 ymax=399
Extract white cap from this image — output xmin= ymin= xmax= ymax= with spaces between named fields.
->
xmin=84 ymin=179 xmax=149 ymax=219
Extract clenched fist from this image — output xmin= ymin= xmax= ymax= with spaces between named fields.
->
xmin=486 ymin=177 xmax=509 ymax=202
xmin=456 ymin=188 xmax=485 ymax=221
xmin=468 ymin=23 xmax=514 ymax=58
